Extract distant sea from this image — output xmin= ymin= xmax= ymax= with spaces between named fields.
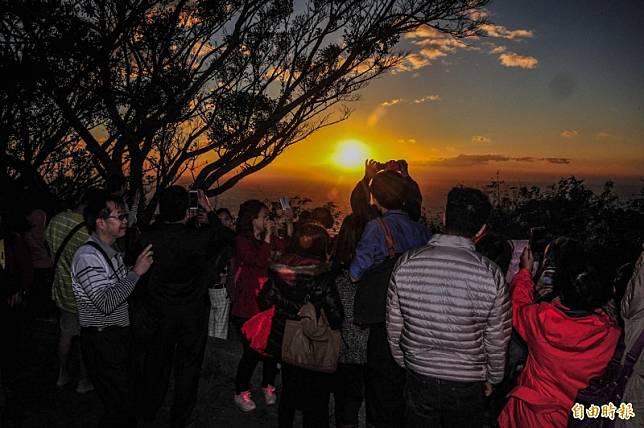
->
xmin=210 ymin=176 xmax=643 ymax=219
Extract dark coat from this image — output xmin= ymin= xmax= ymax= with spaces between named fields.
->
xmin=257 ymin=254 xmax=344 ymax=360
xmin=137 ymin=211 xmax=234 ymax=309
xmin=230 ymin=234 xmax=288 ymax=318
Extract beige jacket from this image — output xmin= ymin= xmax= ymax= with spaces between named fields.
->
xmin=617 ymin=250 xmax=644 ymax=428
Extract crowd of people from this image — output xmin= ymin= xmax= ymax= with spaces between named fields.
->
xmin=1 ymin=160 xmax=643 ymax=428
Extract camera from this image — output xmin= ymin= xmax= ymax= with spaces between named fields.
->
xmin=375 ymin=160 xmax=401 ymax=172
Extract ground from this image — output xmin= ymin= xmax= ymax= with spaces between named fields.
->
xmin=2 ymin=317 xmax=357 ymax=428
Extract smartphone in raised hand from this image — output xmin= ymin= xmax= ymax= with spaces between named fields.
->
xmin=188 ymin=190 xmax=199 ymax=216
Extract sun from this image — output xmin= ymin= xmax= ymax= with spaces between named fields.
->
xmin=333 ymin=139 xmax=370 ymax=169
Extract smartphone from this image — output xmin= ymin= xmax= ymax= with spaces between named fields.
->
xmin=529 ymin=226 xmax=549 ymax=257
xmin=188 ymin=190 xmax=199 ymax=215
xmin=279 ymin=196 xmax=290 ymax=210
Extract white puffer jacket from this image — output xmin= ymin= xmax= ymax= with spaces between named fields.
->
xmin=386 ymin=233 xmax=511 ymax=384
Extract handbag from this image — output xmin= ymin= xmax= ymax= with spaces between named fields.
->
xmin=241 ymin=306 xmax=276 ymax=356
xmin=281 ymin=302 xmax=341 ymax=373
xmin=567 ymin=329 xmax=644 ymax=427
xmin=208 ymin=287 xmax=230 ymax=339
xmin=353 ymin=218 xmax=400 ymax=326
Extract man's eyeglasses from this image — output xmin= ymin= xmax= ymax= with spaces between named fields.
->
xmin=103 ymin=213 xmax=129 ymax=222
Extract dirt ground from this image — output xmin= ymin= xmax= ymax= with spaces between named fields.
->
xmin=2 ymin=317 xmax=359 ymax=428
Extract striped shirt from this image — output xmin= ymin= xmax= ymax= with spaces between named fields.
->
xmin=46 ymin=210 xmax=90 ymax=312
xmin=71 ymin=234 xmax=139 ymax=328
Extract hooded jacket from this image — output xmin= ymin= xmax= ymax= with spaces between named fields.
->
xmin=616 ymin=250 xmax=644 ymax=428
xmin=499 ymin=268 xmax=621 ymax=428
xmin=257 ymin=253 xmax=343 ymax=360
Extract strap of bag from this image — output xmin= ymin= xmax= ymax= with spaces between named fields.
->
xmin=54 ymin=222 xmax=86 ymax=268
xmin=82 ymin=241 xmax=120 ymax=281
xmin=375 ymin=218 xmax=395 ymax=258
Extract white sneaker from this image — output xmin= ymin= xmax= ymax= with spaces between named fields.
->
xmin=56 ymin=373 xmax=72 ymax=388
xmin=262 ymin=384 xmax=277 ymax=405
xmin=76 ymin=378 xmax=94 ymax=394
xmin=234 ymin=390 xmax=256 ymax=412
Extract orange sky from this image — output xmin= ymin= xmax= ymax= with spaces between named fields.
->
xmin=212 ymin=1 xmax=644 ymax=213
xmin=234 ymin=1 xmax=644 ymax=190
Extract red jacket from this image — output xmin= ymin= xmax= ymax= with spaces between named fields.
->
xmin=230 ymin=234 xmax=287 ymax=319
xmin=499 ymin=268 xmax=620 ymax=428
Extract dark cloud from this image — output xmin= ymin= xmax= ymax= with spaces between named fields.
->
xmin=428 ymin=154 xmax=572 ymax=167
xmin=514 ymin=157 xmax=536 ymax=162
xmin=435 ymin=154 xmax=510 ymax=167
xmin=544 ymin=157 xmax=571 ymax=164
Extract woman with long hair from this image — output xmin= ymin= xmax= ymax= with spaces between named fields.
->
xmin=330 ymin=214 xmax=369 ymax=428
xmin=230 ymin=200 xmax=290 ymax=412
xmin=258 ymin=223 xmax=343 ymax=428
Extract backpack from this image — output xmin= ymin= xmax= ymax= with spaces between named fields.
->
xmin=567 ymin=330 xmax=644 ymax=427
xmin=353 ymin=218 xmax=400 ymax=326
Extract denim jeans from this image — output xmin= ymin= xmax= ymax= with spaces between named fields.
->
xmin=404 ymin=370 xmax=485 ymax=428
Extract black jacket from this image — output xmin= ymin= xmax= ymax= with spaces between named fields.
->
xmin=257 ymin=254 xmax=344 ymax=359
xmin=137 ymin=211 xmax=234 ymax=309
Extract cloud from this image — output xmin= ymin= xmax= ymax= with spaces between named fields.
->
xmin=480 ymin=24 xmax=534 ymax=40
xmin=434 ymin=154 xmax=510 ymax=167
xmin=419 ymin=47 xmax=449 ymax=60
xmin=393 ymin=53 xmax=431 ymax=72
xmin=472 ymin=135 xmax=492 ymax=144
xmin=399 ymin=25 xmax=473 ymax=71
xmin=399 ymin=22 xmax=537 ymax=74
xmin=414 ymin=95 xmax=441 ymax=103
xmin=597 ymin=132 xmax=614 ymax=138
xmin=397 ymin=138 xmax=417 ymax=144
xmin=561 ymin=130 xmax=579 ymax=138
xmin=468 ymin=9 xmax=490 ymax=21
xmin=367 ymin=109 xmax=384 ymax=127
xmin=499 ymin=52 xmax=538 ymax=69
xmin=430 ymin=154 xmax=571 ymax=167
xmin=381 ymin=98 xmax=402 ymax=107
xmin=544 ymin=158 xmax=571 ymax=164
xmin=489 ymin=45 xmax=507 ymax=54
xmin=413 ymin=37 xmax=469 ymax=50
xmin=596 ymin=132 xmax=626 ymax=142
xmin=404 ymin=25 xmax=443 ymax=39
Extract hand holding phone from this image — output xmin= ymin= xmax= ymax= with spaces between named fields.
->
xmin=188 ymin=190 xmax=199 ymax=216
xmin=529 ymin=226 xmax=548 ymax=256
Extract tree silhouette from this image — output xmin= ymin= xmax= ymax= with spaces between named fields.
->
xmin=1 ymin=0 xmax=489 ymax=220
xmin=485 ymin=176 xmax=644 ymax=278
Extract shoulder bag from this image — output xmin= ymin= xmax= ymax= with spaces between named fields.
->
xmin=281 ymin=301 xmax=341 ymax=373
xmin=353 ymin=218 xmax=399 ymax=326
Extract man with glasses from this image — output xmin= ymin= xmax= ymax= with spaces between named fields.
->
xmin=71 ymin=191 xmax=153 ymax=428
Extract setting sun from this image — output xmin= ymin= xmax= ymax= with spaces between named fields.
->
xmin=333 ymin=139 xmax=370 ymax=169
